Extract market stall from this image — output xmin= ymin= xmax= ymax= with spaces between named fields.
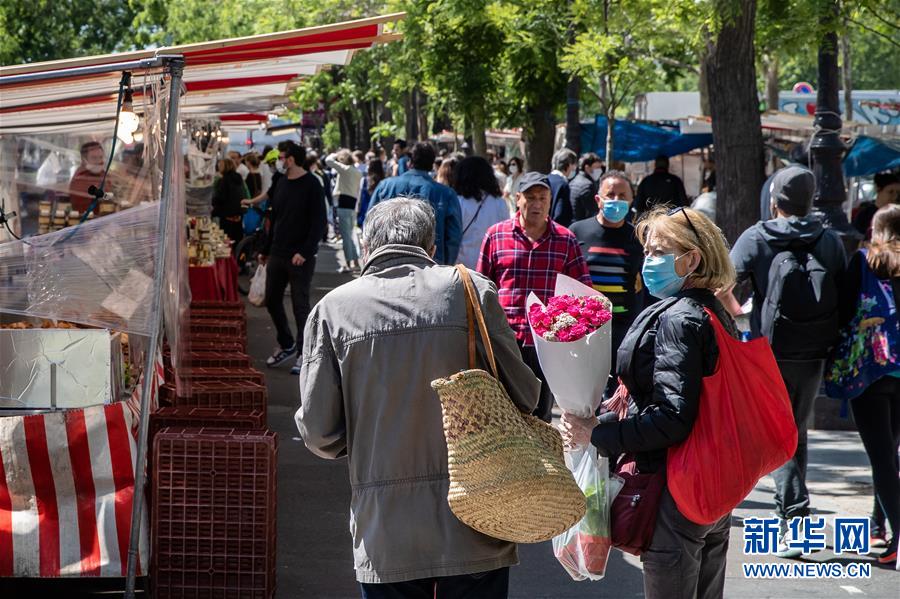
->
xmin=0 ymin=13 xmax=404 ymax=597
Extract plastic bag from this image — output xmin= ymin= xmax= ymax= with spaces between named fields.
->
xmin=248 ymin=264 xmax=266 ymax=307
xmin=667 ymin=309 xmax=797 ymax=525
xmin=553 ymin=447 xmax=619 ymax=581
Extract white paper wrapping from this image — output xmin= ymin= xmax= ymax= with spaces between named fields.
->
xmin=527 ymin=274 xmax=612 ymax=418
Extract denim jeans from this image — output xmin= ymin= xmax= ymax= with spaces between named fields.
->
xmin=336 ymin=207 xmax=359 ymax=263
xmin=771 ymin=359 xmax=825 ymax=521
xmin=360 ymin=567 xmax=509 ymax=599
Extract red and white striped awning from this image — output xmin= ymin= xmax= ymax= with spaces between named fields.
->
xmin=0 ymin=13 xmax=404 ymax=132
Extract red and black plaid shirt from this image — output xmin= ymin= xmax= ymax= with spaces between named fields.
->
xmin=477 ymin=215 xmax=592 ymax=346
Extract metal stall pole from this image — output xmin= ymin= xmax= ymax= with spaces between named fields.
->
xmin=125 ymin=56 xmax=184 ymax=599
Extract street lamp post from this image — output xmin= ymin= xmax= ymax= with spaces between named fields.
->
xmin=809 ymin=2 xmax=855 ymax=236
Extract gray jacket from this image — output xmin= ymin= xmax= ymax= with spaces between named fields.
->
xmin=295 ymin=244 xmax=541 ymax=584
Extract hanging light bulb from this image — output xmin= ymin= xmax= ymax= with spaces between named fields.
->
xmin=117 ymin=87 xmax=140 ymax=145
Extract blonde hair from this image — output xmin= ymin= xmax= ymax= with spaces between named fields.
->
xmin=636 ymin=206 xmax=736 ymax=291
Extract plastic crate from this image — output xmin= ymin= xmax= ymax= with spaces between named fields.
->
xmin=159 ymin=381 xmax=268 ymax=416
xmin=189 ymin=321 xmax=245 ymax=339
xmin=188 ymin=333 xmax=247 ymax=352
xmin=164 ymin=351 xmax=253 ymax=369
xmin=183 ymin=339 xmax=246 ymax=353
xmin=190 ymin=314 xmax=247 ymax=337
xmin=152 ymin=427 xmax=277 ymax=599
xmin=190 ymin=299 xmax=245 ymax=314
xmin=174 ymin=366 xmax=265 ymax=386
xmin=150 ymin=407 xmax=266 ymax=441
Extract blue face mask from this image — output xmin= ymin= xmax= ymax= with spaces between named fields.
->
xmin=601 ymin=199 xmax=629 ymax=223
xmin=642 ymin=253 xmax=690 ymax=298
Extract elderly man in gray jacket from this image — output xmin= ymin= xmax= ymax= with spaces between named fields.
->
xmin=296 ymin=198 xmax=540 ymax=598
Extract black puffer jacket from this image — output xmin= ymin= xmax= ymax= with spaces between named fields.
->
xmin=591 ymin=288 xmax=740 ymax=473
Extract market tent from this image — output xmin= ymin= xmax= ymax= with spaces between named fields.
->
xmin=0 ymin=14 xmax=404 ymax=131
xmin=580 ymin=116 xmax=713 ymax=162
xmin=844 ymin=135 xmax=900 ymax=177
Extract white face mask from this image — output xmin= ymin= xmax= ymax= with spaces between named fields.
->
xmin=85 ymin=163 xmax=104 ymax=174
xmin=508 ymin=164 xmax=519 ymax=175
xmin=590 ymin=167 xmax=604 ymax=182
xmin=275 ymin=159 xmax=285 ymax=173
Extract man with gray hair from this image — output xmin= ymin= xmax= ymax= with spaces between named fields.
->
xmin=296 ymin=198 xmax=540 ymax=598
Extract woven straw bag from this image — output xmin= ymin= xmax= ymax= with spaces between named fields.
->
xmin=431 ymin=265 xmax=586 ymax=543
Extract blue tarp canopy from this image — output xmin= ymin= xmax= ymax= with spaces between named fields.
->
xmin=580 ymin=116 xmax=713 ymax=162
xmin=843 ymin=135 xmax=900 ymax=177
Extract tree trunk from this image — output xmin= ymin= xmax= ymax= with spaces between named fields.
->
xmin=765 ymin=54 xmax=779 ymax=112
xmin=699 ymin=31 xmax=711 ymax=116
xmin=379 ymin=97 xmax=394 ymax=150
xmin=524 ymin=101 xmax=555 ymax=172
xmin=338 ymin=110 xmax=352 ymax=149
xmin=361 ymin=100 xmax=374 ymax=151
xmin=405 ymin=90 xmax=418 ymax=142
xmin=565 ymin=76 xmax=581 ymax=154
xmin=416 ymin=89 xmax=429 ymax=140
xmin=604 ymin=99 xmax=615 ymax=164
xmin=705 ymin=0 xmax=765 ymax=243
xmin=472 ymin=106 xmax=488 ymax=157
xmin=840 ymin=31 xmax=852 ymax=122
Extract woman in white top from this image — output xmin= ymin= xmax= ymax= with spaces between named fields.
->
xmin=503 ymin=156 xmax=524 ymax=216
xmin=453 ymin=156 xmax=510 ymax=269
xmin=325 ymin=149 xmax=364 ymax=272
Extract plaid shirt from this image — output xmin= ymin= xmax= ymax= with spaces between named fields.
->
xmin=477 ymin=216 xmax=592 ymax=346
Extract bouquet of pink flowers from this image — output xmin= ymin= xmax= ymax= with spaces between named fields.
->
xmin=528 ymin=295 xmax=612 ymax=343
xmin=526 ymin=275 xmax=614 ymax=418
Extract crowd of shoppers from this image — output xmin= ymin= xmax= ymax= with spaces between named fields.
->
xmin=215 ymin=132 xmax=899 ymax=598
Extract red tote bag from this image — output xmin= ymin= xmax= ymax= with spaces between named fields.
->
xmin=667 ymin=309 xmax=798 ymax=525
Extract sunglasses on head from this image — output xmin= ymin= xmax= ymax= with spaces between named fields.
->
xmin=667 ymin=206 xmax=701 ymax=241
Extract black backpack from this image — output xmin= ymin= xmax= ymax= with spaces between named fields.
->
xmin=761 ymin=233 xmax=839 ymax=359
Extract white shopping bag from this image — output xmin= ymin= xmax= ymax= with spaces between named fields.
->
xmin=527 ymin=274 xmax=612 ymax=418
xmin=248 ymin=264 xmax=267 ymax=306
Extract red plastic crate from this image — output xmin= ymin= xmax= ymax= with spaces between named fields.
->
xmin=183 ymin=339 xmax=246 ymax=353
xmin=190 ymin=320 xmax=245 ymax=339
xmin=188 ymin=333 xmax=247 ymax=352
xmin=190 ymin=314 xmax=247 ymax=337
xmin=159 ymin=381 xmax=268 ymax=416
xmin=152 ymin=427 xmax=277 ymax=599
xmin=150 ymin=407 xmax=266 ymax=441
xmin=173 ymin=366 xmax=265 ymax=386
xmin=164 ymin=351 xmax=252 ymax=369
xmin=190 ymin=299 xmax=245 ymax=314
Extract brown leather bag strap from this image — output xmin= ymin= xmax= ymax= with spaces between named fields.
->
xmin=456 ymin=264 xmax=498 ymax=378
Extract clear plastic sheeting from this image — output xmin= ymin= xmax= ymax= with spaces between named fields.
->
xmin=0 ymin=73 xmax=190 ymax=381
xmin=0 ymin=203 xmax=160 ymax=335
xmin=0 ymin=328 xmax=118 ymax=409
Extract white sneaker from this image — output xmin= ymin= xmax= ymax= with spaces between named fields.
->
xmin=290 ymin=357 xmax=302 ymax=375
xmin=774 ymin=530 xmax=803 ymax=558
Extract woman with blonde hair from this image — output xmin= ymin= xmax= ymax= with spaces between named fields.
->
xmin=563 ymin=206 xmax=739 ymax=599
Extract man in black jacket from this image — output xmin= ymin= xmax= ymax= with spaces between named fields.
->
xmin=569 ymin=152 xmax=604 ymax=221
xmin=634 ymin=155 xmax=688 ymax=214
xmin=727 ymin=166 xmax=846 ymax=557
xmin=259 ymin=140 xmax=327 ymax=375
xmin=548 ymin=148 xmax=576 ymax=227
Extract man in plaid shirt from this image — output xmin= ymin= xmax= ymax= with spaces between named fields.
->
xmin=477 ymin=171 xmax=592 ymax=421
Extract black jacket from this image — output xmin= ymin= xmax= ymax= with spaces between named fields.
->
xmin=635 ymin=169 xmax=688 ymax=214
xmin=212 ymin=172 xmax=246 ymax=218
xmin=570 ymin=172 xmax=598 ymax=221
xmin=591 ymin=288 xmax=739 ymax=472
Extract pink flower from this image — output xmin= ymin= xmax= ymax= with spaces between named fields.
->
xmin=528 ymin=292 xmax=613 ymax=342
